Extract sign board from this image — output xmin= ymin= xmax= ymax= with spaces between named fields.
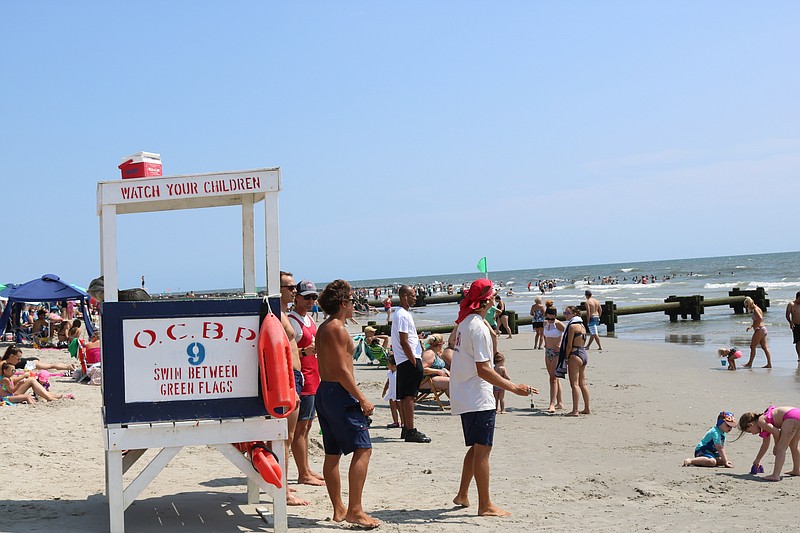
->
xmin=102 ymin=298 xmax=278 ymax=424
xmin=97 ymin=168 xmax=280 ymax=215
xmin=122 ymin=315 xmax=259 ymax=403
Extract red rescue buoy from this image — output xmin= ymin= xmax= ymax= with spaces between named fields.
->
xmin=258 ymin=312 xmax=296 ymax=417
xmin=236 ymin=441 xmax=283 ymax=488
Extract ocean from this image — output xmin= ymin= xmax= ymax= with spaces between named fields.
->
xmin=351 ymin=251 xmax=800 ymax=370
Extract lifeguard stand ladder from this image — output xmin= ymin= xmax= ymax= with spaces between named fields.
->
xmin=96 ymin=168 xmax=287 ymax=533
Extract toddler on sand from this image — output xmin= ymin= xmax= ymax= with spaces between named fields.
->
xmin=683 ymin=411 xmax=736 ymax=468
xmin=737 ymin=405 xmax=800 ymax=481
xmin=717 ymin=347 xmax=742 ymax=370
xmin=381 ymin=356 xmax=401 ymax=429
xmin=493 ymin=353 xmax=510 ymax=413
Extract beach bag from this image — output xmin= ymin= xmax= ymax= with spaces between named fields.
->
xmin=88 ymin=364 xmax=102 ymax=386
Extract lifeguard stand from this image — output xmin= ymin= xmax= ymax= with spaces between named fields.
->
xmin=97 ymin=168 xmax=287 ymax=533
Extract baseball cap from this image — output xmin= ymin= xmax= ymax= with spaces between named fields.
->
xmin=717 ymin=411 xmax=736 ymax=428
xmin=296 ymin=280 xmax=318 ymax=296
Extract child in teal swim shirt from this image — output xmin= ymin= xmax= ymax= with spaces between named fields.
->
xmin=682 ymin=411 xmax=736 ymax=468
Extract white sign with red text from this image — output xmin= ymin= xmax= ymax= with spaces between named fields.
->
xmin=122 ymin=316 xmax=260 ymax=403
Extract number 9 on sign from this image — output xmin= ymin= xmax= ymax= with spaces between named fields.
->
xmin=187 ymin=342 xmax=205 ymax=365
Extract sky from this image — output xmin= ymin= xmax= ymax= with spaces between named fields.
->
xmin=1 ymin=2 xmax=798 ymax=293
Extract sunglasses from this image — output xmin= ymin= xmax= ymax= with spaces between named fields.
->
xmin=302 ymin=294 xmax=318 ymax=301
xmin=545 ymin=317 xmax=556 ymax=321
xmin=281 ymin=285 xmax=297 ymax=291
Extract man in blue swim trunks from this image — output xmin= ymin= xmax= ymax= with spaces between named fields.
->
xmin=315 ymin=279 xmax=380 ymax=529
xmin=450 ymin=278 xmax=535 ymax=517
xmin=584 ymin=290 xmax=603 ymax=351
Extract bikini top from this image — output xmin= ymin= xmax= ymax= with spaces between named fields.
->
xmin=760 ymin=405 xmax=776 ymax=439
xmin=543 ymin=322 xmax=562 ymax=338
xmin=429 ymin=353 xmax=446 ymax=370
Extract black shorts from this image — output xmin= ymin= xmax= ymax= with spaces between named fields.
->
xmin=794 ymin=325 xmax=800 ymax=344
xmin=293 ymin=369 xmax=303 ymax=396
xmin=460 ymin=409 xmax=496 ymax=447
xmin=15 ymin=357 xmax=40 ymax=370
xmin=395 ymin=358 xmax=423 ymax=399
xmin=532 ymin=321 xmax=544 ymax=329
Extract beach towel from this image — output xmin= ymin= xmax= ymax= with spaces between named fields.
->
xmin=556 ymin=316 xmax=583 ymax=379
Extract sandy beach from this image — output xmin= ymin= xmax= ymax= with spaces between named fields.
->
xmin=1 ymin=326 xmax=799 ymax=532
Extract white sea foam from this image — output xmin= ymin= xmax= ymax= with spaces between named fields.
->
xmin=620 ymin=268 xmax=635 ymax=273
xmin=735 ymin=266 xmax=748 ymax=269
xmin=748 ymin=281 xmax=800 ymax=290
xmin=704 ymin=283 xmax=739 ymax=289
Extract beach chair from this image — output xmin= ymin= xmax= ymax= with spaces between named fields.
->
xmin=352 ymin=335 xmax=389 ymax=367
xmin=415 ymin=376 xmax=447 ymax=411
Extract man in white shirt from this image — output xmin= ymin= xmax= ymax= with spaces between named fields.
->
xmin=390 ymin=285 xmax=430 ymax=443
xmin=450 ymin=278 xmax=535 ymax=516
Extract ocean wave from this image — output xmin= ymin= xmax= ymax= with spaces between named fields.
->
xmin=620 ymin=268 xmax=635 ymax=273
xmin=704 ymin=283 xmax=739 ymax=289
xmin=748 ymin=281 xmax=800 ymax=290
xmin=735 ymin=266 xmax=748 ymax=269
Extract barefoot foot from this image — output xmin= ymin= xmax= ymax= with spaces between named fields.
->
xmin=554 ymin=403 xmax=564 ymax=410
xmin=564 ymin=411 xmax=580 ymax=417
xmin=332 ymin=504 xmax=347 ymax=522
xmin=785 ymin=470 xmax=800 ymax=476
xmin=345 ymin=510 xmax=381 ymax=529
xmin=298 ymin=475 xmax=326 ymax=486
xmin=453 ymin=495 xmax=470 ymax=507
xmin=763 ymin=475 xmax=781 ymax=482
xmin=762 ymin=364 xmax=772 ymax=368
xmin=683 ymin=459 xmax=692 ymax=467
xmin=742 ymin=364 xmax=752 ymax=368
xmin=478 ymin=504 xmax=512 ymax=517
xmin=287 ymin=493 xmax=311 ymax=506
xmin=579 ymin=409 xmax=591 ymax=414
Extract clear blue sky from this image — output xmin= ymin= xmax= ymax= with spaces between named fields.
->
xmin=1 ymin=2 xmax=798 ymax=293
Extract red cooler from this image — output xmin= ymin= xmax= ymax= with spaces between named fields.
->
xmin=119 ymin=152 xmax=162 ymax=179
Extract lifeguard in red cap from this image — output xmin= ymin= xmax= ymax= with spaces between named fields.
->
xmin=450 ymin=278 xmax=537 ymax=516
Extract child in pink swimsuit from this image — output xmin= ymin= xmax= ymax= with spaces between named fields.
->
xmin=737 ymin=405 xmax=800 ymax=481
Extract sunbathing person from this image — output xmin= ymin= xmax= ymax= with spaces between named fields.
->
xmin=420 ymin=334 xmax=450 ymax=397
xmin=2 ymin=346 xmax=76 ymax=372
xmin=1 ymin=362 xmax=72 ymax=402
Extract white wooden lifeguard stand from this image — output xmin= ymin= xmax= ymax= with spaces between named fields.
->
xmin=96 ymin=168 xmax=287 ymax=533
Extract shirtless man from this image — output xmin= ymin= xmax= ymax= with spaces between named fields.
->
xmin=30 ymin=309 xmax=50 ymax=342
xmin=584 ymin=290 xmax=603 ymax=351
xmin=786 ymin=292 xmax=800 ymax=362
xmin=315 ymin=279 xmax=380 ymax=529
xmin=278 ymin=271 xmax=311 ymax=506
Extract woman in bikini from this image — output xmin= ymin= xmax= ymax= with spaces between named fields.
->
xmin=742 ymin=296 xmax=772 ymax=368
xmin=738 ymin=405 xmax=800 ymax=481
xmin=563 ymin=305 xmax=590 ymax=416
xmin=530 ymin=297 xmax=546 ymax=350
xmin=542 ymin=307 xmax=565 ymax=413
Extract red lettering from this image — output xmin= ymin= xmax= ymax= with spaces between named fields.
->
xmin=167 ymin=324 xmax=187 ymax=340
xmin=202 ymin=322 xmax=224 ymax=339
xmin=234 ymin=327 xmax=256 ymax=343
xmin=133 ymin=329 xmax=156 ymax=348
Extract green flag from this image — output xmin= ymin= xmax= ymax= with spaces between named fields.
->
xmin=477 ymin=257 xmax=487 ymax=274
